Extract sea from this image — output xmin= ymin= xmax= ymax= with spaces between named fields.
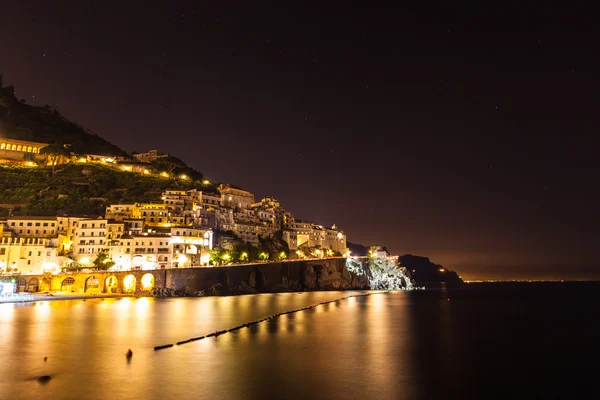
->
xmin=0 ymin=282 xmax=598 ymax=399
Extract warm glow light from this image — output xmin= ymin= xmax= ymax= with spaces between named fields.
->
xmin=141 ymin=273 xmax=155 ymax=291
xmin=222 ymin=254 xmax=231 ymax=261
xmin=80 ymin=257 xmax=90 ymax=264
xmin=122 ymin=165 xmax=132 ymax=172
xmin=123 ymin=274 xmax=136 ymax=293
xmin=180 ymin=174 xmax=188 ymax=180
xmin=439 ymin=268 xmax=445 ymax=272
xmin=143 ymin=169 xmax=150 ymax=174
xmin=161 ymin=172 xmax=169 ymax=178
xmin=337 ymin=232 xmax=343 ymax=239
xmin=202 ymin=179 xmax=210 ymax=185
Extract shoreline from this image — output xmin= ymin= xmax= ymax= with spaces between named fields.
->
xmin=0 ymin=293 xmax=137 ymax=304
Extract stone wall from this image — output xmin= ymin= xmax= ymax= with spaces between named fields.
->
xmin=10 ymin=258 xmax=372 ymax=296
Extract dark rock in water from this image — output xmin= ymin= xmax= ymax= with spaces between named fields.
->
xmin=37 ymin=376 xmax=51 ymax=384
xmin=398 ymin=254 xmax=464 ymax=285
xmin=43 ymin=357 xmax=47 ymax=362
xmin=126 ymin=349 xmax=133 ymax=357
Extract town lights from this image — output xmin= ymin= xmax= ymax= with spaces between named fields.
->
xmin=240 ymin=252 xmax=248 ymax=261
xmin=202 ymin=180 xmax=210 ymax=185
xmin=143 ymin=169 xmax=150 ymax=174
xmin=180 ymin=174 xmax=188 ymax=180
xmin=259 ymin=252 xmax=269 ymax=261
xmin=160 ymin=172 xmax=169 ymax=178
xmin=80 ymin=257 xmax=90 ymax=265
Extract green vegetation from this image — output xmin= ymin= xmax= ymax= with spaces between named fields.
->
xmin=0 ymin=164 xmax=219 ymax=217
xmin=93 ymin=249 xmax=115 ymax=270
xmin=209 ymin=234 xmax=290 ymax=265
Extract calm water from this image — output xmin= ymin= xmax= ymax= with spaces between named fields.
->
xmin=1 ymin=283 xmax=598 ymax=399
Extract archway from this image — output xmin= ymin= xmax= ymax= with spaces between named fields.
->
xmin=17 ymin=278 xmax=27 ymax=293
xmin=27 ymin=278 xmax=39 ymax=293
xmin=123 ymin=274 xmax=136 ymax=293
xmin=85 ymin=276 xmax=100 ymax=293
xmin=61 ymin=277 xmax=76 ymax=292
xmin=105 ymin=275 xmax=118 ymax=293
xmin=140 ymin=273 xmax=155 ymax=291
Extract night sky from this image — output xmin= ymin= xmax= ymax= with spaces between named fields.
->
xmin=1 ymin=2 xmax=598 ymax=280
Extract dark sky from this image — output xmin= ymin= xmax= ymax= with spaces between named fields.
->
xmin=1 ymin=2 xmax=599 ymax=280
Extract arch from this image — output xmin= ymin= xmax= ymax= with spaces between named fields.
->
xmin=16 ymin=145 xmax=22 ymax=152
xmin=17 ymin=278 xmax=27 ymax=293
xmin=123 ymin=274 xmax=136 ymax=293
xmin=140 ymin=273 xmax=155 ymax=291
xmin=105 ymin=275 xmax=118 ymax=293
xmin=27 ymin=278 xmax=39 ymax=293
xmin=61 ymin=277 xmax=76 ymax=292
xmin=85 ymin=276 xmax=100 ymax=293
xmin=186 ymin=244 xmax=198 ymax=254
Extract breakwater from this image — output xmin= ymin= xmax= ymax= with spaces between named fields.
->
xmin=154 ymin=292 xmax=373 ymax=351
xmin=10 ymin=257 xmax=372 ymax=296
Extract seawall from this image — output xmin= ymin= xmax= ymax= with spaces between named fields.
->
xmin=8 ymin=258 xmax=372 ymax=296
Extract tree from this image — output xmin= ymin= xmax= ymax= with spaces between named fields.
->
xmin=39 ymin=144 xmax=71 ymax=176
xmin=93 ymin=249 xmax=115 ymax=270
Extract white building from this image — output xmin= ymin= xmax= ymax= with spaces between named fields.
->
xmin=0 ymin=237 xmax=60 ymax=274
xmin=72 ymin=218 xmax=107 ymax=265
xmin=5 ymin=216 xmax=58 ymax=238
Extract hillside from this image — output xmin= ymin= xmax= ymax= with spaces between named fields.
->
xmin=0 ymin=164 xmax=219 ymax=217
xmin=0 ymin=75 xmax=127 ymax=156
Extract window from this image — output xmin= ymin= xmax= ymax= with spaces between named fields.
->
xmin=28 ymin=260 xmax=31 ymax=265
xmin=91 ymin=224 xmax=95 ymax=228
xmin=51 ymin=223 xmax=55 ymax=227
xmin=43 ymin=223 xmax=48 ymax=227
xmin=19 ymin=222 xmax=23 ymax=226
xmin=27 ymin=230 xmax=30 ymax=234
xmin=79 ymin=240 xmax=85 ymax=244
xmin=35 ymin=222 xmax=41 ymax=227
xmin=29 ymin=251 xmax=32 ymax=256
xmin=38 ymin=251 xmax=41 ymax=256
xmin=35 ymin=230 xmax=39 ymax=234
xmin=11 ymin=222 xmax=15 ymax=226
xmin=27 ymin=222 xmax=32 ymax=227
xmin=47 ymin=251 xmax=51 ymax=256
xmin=43 ymin=230 xmax=46 ymax=234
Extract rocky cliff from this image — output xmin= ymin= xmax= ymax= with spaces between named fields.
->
xmin=158 ymin=258 xmax=372 ymax=297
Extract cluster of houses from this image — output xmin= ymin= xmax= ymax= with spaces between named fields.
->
xmin=0 ymin=181 xmax=349 ymax=275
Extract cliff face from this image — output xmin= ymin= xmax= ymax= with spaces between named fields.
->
xmin=0 ymin=78 xmax=127 ymax=156
xmin=163 ymin=258 xmax=372 ymax=297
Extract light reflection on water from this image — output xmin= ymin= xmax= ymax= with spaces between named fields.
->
xmin=2 ymin=284 xmax=595 ymax=399
xmin=0 ymin=292 xmax=418 ymax=400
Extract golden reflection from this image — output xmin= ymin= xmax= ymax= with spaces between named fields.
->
xmin=134 ymin=297 xmax=151 ymax=320
xmin=34 ymin=301 xmax=50 ymax=322
xmin=117 ymin=297 xmax=132 ymax=311
xmin=0 ymin=304 xmax=15 ymax=323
